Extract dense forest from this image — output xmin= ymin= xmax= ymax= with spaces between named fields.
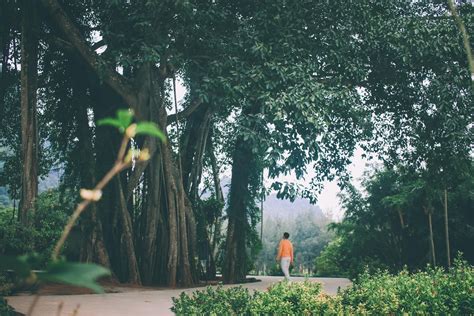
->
xmin=316 ymin=165 xmax=474 ymax=278
xmin=0 ymin=0 xmax=473 ymax=294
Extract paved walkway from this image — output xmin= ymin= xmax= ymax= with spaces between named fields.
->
xmin=7 ymin=276 xmax=351 ymax=316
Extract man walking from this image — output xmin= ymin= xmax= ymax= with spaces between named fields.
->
xmin=276 ymin=232 xmax=294 ymax=280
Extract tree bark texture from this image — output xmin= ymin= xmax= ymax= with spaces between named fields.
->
xmin=223 ymin=137 xmax=254 ymax=283
xmin=72 ymin=66 xmax=111 ymax=269
xmin=444 ymin=189 xmax=450 ymax=267
xmin=208 ymin=133 xmax=225 ymax=204
xmin=19 ymin=0 xmax=39 ymax=225
xmin=180 ymin=105 xmax=212 ymax=202
xmin=116 ymin=177 xmax=142 ymax=285
xmin=428 ymin=211 xmax=436 ymax=266
xmin=42 ymin=0 xmax=200 ymax=287
xmin=204 ymin=132 xmax=224 ymax=279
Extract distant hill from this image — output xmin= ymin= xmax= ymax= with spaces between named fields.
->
xmin=0 ymin=166 xmax=61 ymax=206
xmin=217 ymin=176 xmax=325 ymax=220
xmin=39 ymin=167 xmax=61 ymax=192
xmin=3 ymin=169 xmax=326 ymax=221
xmin=262 ymin=193 xmax=325 ymax=220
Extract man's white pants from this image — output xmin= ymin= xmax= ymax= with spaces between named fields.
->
xmin=280 ymin=257 xmax=291 ymax=280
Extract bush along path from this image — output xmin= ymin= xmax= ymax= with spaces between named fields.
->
xmin=172 ymin=257 xmax=474 ymax=315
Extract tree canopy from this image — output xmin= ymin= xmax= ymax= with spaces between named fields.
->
xmin=0 ymin=0 xmax=472 ymax=286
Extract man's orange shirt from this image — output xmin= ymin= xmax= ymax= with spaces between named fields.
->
xmin=277 ymin=239 xmax=294 ymax=262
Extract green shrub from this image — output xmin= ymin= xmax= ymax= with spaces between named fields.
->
xmin=341 ymin=257 xmax=474 ymax=315
xmin=0 ymin=207 xmax=37 ymax=265
xmin=0 ymin=190 xmax=70 ymax=267
xmin=0 ymin=190 xmax=71 ymax=295
xmin=32 ymin=190 xmax=71 ymax=258
xmin=250 ymin=281 xmax=326 ymax=315
xmin=0 ymin=297 xmax=15 ymax=315
xmin=172 ymin=258 xmax=474 ymax=315
xmin=172 ymin=286 xmax=252 ymax=315
xmin=314 ymin=237 xmax=390 ymax=278
xmin=0 ymin=273 xmax=14 ymax=296
xmin=172 ymin=281 xmax=327 ymax=315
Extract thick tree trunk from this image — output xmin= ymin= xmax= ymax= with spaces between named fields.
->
xmin=74 ymin=75 xmax=111 ymax=269
xmin=134 ymin=65 xmax=163 ymax=285
xmin=161 ymin=140 xmax=196 ymax=287
xmin=19 ymin=0 xmax=39 ymax=225
xmin=43 ymin=1 xmax=200 ymax=287
xmin=117 ymin=177 xmax=142 ymax=285
xmin=92 ymin=86 xmax=136 ymax=282
xmin=208 ymin=130 xmax=224 ymax=203
xmin=205 ymin=133 xmax=224 ymax=279
xmin=133 ymin=66 xmax=197 ymax=286
xmin=223 ymin=137 xmax=253 ymax=283
xmin=141 ymin=151 xmax=162 ymax=284
xmin=444 ymin=189 xmax=450 ymax=268
xmin=180 ymin=106 xmax=212 ymax=201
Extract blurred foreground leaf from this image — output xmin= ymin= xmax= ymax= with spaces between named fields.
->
xmin=97 ymin=109 xmax=134 ymax=133
xmin=0 ymin=255 xmax=31 ymax=278
xmin=39 ymin=262 xmax=111 ymax=294
xmin=135 ymin=122 xmax=166 ymax=141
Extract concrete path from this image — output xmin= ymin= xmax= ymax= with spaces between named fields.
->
xmin=7 ymin=276 xmax=351 ymax=316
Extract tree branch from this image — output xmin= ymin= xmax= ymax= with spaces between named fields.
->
xmin=43 ymin=33 xmax=74 ymax=52
xmin=447 ymin=0 xmax=474 ymax=82
xmin=40 ymin=0 xmax=139 ymax=115
xmin=167 ymin=99 xmax=204 ymax=125
xmin=91 ymin=39 xmax=106 ymax=51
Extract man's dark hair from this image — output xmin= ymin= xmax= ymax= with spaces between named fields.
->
xmin=283 ymin=232 xmax=290 ymax=239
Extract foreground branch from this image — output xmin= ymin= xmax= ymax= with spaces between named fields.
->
xmin=167 ymin=99 xmax=204 ymax=125
xmin=52 ymin=135 xmax=131 ymax=260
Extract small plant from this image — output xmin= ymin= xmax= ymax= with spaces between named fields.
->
xmin=172 ymin=286 xmax=252 ymax=315
xmin=0 ymin=109 xmax=165 ymax=313
xmin=250 ymin=281 xmax=324 ymax=315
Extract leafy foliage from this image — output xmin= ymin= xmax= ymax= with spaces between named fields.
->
xmin=0 ymin=255 xmax=110 ymax=294
xmin=38 ymin=261 xmax=110 ymax=294
xmin=172 ymin=286 xmax=252 ymax=315
xmin=173 ymin=259 xmax=474 ymax=315
xmin=134 ymin=122 xmax=166 ymax=141
xmin=315 ymin=164 xmax=474 ymax=278
xmin=0 ymin=190 xmax=71 ymax=262
xmin=97 ymin=109 xmax=166 ymax=141
xmin=340 ymin=257 xmax=474 ymax=315
xmin=249 ymin=281 xmax=325 ymax=315
xmin=0 ymin=297 xmax=15 ymax=315
xmin=1 ymin=0 xmax=473 ymax=289
xmin=172 ymin=281 xmax=326 ymax=315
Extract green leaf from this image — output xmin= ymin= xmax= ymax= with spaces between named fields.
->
xmin=135 ymin=122 xmax=166 ymax=142
xmin=117 ymin=109 xmax=134 ymax=128
xmin=97 ymin=118 xmax=125 ymax=132
xmin=0 ymin=255 xmax=32 ymax=278
xmin=39 ymin=262 xmax=111 ymax=293
xmin=97 ymin=109 xmax=134 ymax=133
